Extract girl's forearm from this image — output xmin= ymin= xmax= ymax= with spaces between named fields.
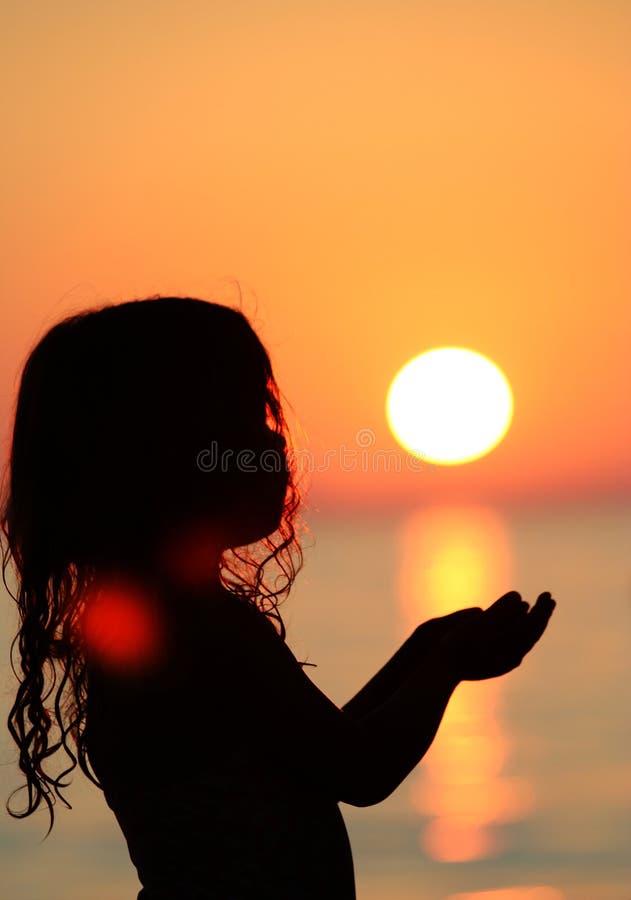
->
xmin=341 ymin=618 xmax=449 ymax=719
xmin=343 ymin=649 xmax=460 ymax=806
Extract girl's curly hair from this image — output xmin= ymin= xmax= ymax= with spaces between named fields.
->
xmin=1 ymin=295 xmax=306 ymax=838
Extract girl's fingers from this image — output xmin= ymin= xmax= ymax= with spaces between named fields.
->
xmin=521 ymin=594 xmax=556 ymax=652
xmin=487 ymin=591 xmax=523 ymax=613
xmin=497 ymin=590 xmax=522 ymax=605
xmin=536 ymin=591 xmax=556 ymax=608
xmin=531 ymin=593 xmax=556 ymax=622
xmin=486 ymin=592 xmax=530 ymax=626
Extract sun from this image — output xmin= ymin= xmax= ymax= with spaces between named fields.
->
xmin=386 ymin=347 xmax=514 ymax=465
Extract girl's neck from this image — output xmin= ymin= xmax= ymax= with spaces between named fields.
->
xmin=95 ymin=554 xmax=225 ymax=603
xmin=93 ymin=520 xmax=228 ymax=600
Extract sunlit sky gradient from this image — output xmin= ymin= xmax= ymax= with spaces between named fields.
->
xmin=2 ymin=1 xmax=630 ymax=510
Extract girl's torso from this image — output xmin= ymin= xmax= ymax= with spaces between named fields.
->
xmin=85 ymin=586 xmax=356 ymax=899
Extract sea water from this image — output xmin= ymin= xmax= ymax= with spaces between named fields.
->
xmin=1 ymin=499 xmax=629 ymax=900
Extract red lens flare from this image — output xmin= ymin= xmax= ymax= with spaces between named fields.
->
xmin=162 ymin=522 xmax=221 ymax=587
xmin=81 ymin=578 xmax=165 ymax=674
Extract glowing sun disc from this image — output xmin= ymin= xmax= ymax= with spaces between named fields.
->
xmin=386 ymin=347 xmax=514 ymax=465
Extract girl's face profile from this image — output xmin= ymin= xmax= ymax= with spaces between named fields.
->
xmin=224 ymin=424 xmax=289 ymax=548
xmin=159 ymin=424 xmax=289 ymax=588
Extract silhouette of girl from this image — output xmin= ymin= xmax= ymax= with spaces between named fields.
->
xmin=2 ymin=296 xmax=556 ymax=899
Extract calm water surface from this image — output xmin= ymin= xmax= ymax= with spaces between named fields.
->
xmin=1 ymin=499 xmax=630 ymax=899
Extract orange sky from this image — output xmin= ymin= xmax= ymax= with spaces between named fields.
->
xmin=1 ymin=2 xmax=630 ymax=510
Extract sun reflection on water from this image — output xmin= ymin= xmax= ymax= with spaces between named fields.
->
xmin=397 ymin=504 xmax=537 ymax=863
xmin=447 ymin=888 xmax=565 ymax=900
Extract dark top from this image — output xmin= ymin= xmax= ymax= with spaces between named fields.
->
xmin=85 ymin=586 xmax=357 ymax=899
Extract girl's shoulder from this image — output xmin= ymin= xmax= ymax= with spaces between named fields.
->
xmin=85 ymin=584 xmax=290 ymax=699
xmin=174 ymin=586 xmax=282 ymax=642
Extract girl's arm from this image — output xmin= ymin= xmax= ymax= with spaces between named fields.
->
xmin=219 ymin=602 xmax=463 ymax=807
xmin=343 ymin=647 xmax=460 ymax=805
xmin=341 ymin=609 xmax=479 ymax=720
xmin=214 ymin=593 xmax=554 ymax=809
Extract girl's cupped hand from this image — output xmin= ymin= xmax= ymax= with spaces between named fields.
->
xmin=434 ymin=590 xmax=557 ymax=681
